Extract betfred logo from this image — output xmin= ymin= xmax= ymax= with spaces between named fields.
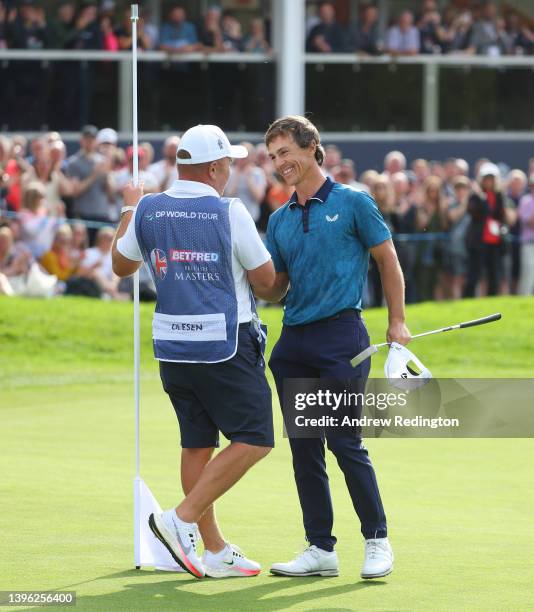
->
xmin=150 ymin=248 xmax=167 ymax=279
xmin=169 ymin=250 xmax=219 ymax=263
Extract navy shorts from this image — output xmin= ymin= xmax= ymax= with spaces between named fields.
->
xmin=159 ymin=323 xmax=274 ymax=449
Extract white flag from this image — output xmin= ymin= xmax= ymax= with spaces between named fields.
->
xmin=139 ymin=479 xmax=185 ymax=572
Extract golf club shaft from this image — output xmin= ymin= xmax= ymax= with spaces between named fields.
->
xmin=351 ymin=313 xmax=501 ymax=366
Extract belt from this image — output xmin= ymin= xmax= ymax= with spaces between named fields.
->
xmin=303 ymin=309 xmax=361 ymax=326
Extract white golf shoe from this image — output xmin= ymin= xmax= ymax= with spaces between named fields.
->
xmin=202 ymin=544 xmax=261 ymax=578
xmin=361 ymin=537 xmax=394 ymax=579
xmin=270 ymin=545 xmax=339 ymax=577
xmin=148 ymin=509 xmax=205 ymax=578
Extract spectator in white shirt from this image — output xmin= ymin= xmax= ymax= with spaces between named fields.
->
xmin=386 ymin=10 xmax=420 ymax=55
xmin=148 ymin=136 xmax=180 ymax=191
xmin=224 ymin=142 xmax=267 ymax=224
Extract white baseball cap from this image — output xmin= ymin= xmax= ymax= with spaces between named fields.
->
xmin=97 ymin=127 xmax=118 ymax=145
xmin=176 ymin=124 xmax=248 ymax=165
xmin=478 ymin=162 xmax=500 ymax=179
xmin=384 ymin=342 xmax=432 ymax=391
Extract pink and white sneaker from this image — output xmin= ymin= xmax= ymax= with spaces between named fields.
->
xmin=202 ymin=544 xmax=261 ymax=578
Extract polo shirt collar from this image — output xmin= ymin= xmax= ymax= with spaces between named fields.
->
xmin=288 ymin=176 xmax=334 ymax=208
xmin=165 ymin=179 xmax=220 ymax=199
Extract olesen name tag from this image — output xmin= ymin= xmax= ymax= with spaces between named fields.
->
xmin=152 ymin=313 xmax=227 ymax=342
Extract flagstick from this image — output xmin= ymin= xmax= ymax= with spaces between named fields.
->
xmin=130 ymin=3 xmax=141 ymax=571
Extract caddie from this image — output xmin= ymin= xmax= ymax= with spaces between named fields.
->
xmin=111 ymin=124 xmax=275 ymax=579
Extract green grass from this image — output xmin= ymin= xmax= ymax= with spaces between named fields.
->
xmin=1 ymin=296 xmax=534 ymax=611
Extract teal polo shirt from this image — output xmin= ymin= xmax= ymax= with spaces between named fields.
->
xmin=265 ymin=178 xmax=391 ymax=326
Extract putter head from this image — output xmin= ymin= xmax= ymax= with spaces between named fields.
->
xmin=351 ymin=345 xmax=378 ymax=368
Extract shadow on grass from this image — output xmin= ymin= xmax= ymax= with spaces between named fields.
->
xmin=34 ymin=569 xmax=386 ymax=611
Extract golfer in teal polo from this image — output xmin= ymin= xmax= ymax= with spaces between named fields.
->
xmin=255 ymin=115 xmax=411 ymax=579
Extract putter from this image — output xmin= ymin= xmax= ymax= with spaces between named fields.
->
xmin=351 ymin=313 xmax=502 ymax=368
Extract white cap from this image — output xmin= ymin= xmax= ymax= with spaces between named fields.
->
xmin=97 ymin=128 xmax=118 ymax=145
xmin=384 ymin=342 xmax=432 ymax=392
xmin=478 ymin=162 xmax=500 ymax=179
xmin=176 ymin=124 xmax=248 ymax=165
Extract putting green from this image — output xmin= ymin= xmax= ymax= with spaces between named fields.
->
xmin=1 ymin=296 xmax=533 ymax=611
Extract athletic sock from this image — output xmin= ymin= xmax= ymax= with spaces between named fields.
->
xmin=204 ymin=544 xmax=230 ymax=562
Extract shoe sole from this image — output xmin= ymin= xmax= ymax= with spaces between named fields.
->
xmin=270 ymin=568 xmax=339 ymax=577
xmin=148 ymin=513 xmax=204 ymax=579
xmin=361 ymin=567 xmax=393 ymax=579
xmin=204 ymin=568 xmax=261 ymax=579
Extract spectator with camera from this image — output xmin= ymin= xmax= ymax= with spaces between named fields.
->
xmin=65 ymin=125 xmax=115 ymax=243
xmin=464 ymin=163 xmax=506 ymax=297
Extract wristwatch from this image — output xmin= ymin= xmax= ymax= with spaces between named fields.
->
xmin=120 ymin=206 xmax=137 ymax=216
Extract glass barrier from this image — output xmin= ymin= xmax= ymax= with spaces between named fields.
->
xmin=439 ymin=65 xmax=534 ymax=131
xmin=0 ymin=59 xmax=118 ymax=131
xmin=0 ymin=58 xmax=274 ymax=133
xmin=305 ymin=63 xmax=423 ymax=131
xmin=138 ymin=61 xmax=275 ymax=132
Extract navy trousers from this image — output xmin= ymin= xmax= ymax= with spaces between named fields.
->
xmin=269 ymin=311 xmax=387 ymax=551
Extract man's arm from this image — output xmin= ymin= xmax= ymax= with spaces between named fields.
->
xmin=111 ymin=182 xmax=144 ymax=278
xmin=370 ymin=239 xmax=411 ymax=345
xmin=252 ymin=270 xmax=289 ymax=302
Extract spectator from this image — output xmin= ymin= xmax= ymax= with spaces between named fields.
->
xmin=22 ymin=140 xmax=72 ymax=217
xmin=384 ymin=150 xmax=407 ymax=175
xmin=360 ymin=169 xmax=380 ymax=191
xmin=334 ymin=159 xmax=368 ymax=192
xmin=7 ymin=0 xmax=49 ymax=49
xmin=348 ymin=2 xmax=381 ymax=55
xmin=505 ymin=13 xmax=534 ymax=55
xmin=444 ymin=176 xmax=471 ymax=299
xmin=112 ymin=146 xmax=158 ymax=197
xmin=505 ymin=169 xmax=525 ymax=294
xmin=0 ymin=225 xmax=32 ymax=296
xmin=368 ymin=175 xmax=397 ymax=306
xmin=418 ymin=0 xmax=447 ymax=54
xmin=323 ymin=144 xmax=342 ymax=178
xmin=115 ymin=7 xmax=152 ymax=51
xmin=18 ymin=181 xmax=59 ymax=258
xmin=79 ymin=226 xmax=126 ymax=299
xmin=198 ymin=6 xmax=223 ymax=51
xmin=415 ymin=175 xmax=448 ymax=301
xmin=306 ymin=1 xmax=347 ymax=53
xmin=0 ymin=1 xmax=12 ymax=49
xmin=65 ymin=125 xmax=115 ymax=241
xmin=40 ymin=224 xmax=77 ymax=282
xmin=225 ymin=142 xmax=267 ymax=224
xmin=386 ymin=10 xmax=420 ymax=56
xmin=445 ymin=10 xmax=474 ymax=53
xmin=159 ymin=4 xmax=199 ymax=53
xmin=139 ymin=5 xmax=159 ymax=49
xmin=244 ymin=18 xmax=270 ymax=54
xmin=100 ymin=15 xmax=118 ymax=51
xmin=464 ymin=162 xmax=506 ymax=297
xmin=221 ymin=10 xmax=243 ymax=52
xmin=96 ymin=128 xmax=119 ymax=159
xmin=67 ymin=1 xmax=101 ymax=50
xmin=148 ymin=136 xmax=180 ymax=192
xmin=467 ymin=2 xmax=509 ymax=56
xmin=518 ymin=174 xmax=534 ymax=295
xmin=411 ymin=158 xmax=431 ymax=186
xmin=140 ymin=142 xmax=155 ymax=169
xmin=48 ymin=0 xmax=76 ymax=49
xmin=3 ymin=137 xmax=29 ymax=213
xmin=70 ymin=222 xmax=89 ymax=264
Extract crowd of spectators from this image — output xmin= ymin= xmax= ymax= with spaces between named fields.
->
xmin=0 ymin=1 xmax=271 ymax=54
xmin=2 ymin=126 xmax=534 ymax=304
xmin=1 ymin=1 xmax=532 ymax=57
xmin=307 ymin=0 xmax=534 ymax=56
